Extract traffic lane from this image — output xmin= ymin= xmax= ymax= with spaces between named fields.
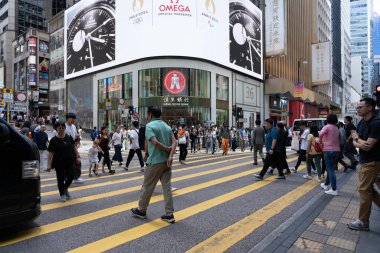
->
xmin=21 ymin=157 xmax=259 ymax=227
xmin=0 ymin=161 xmax=306 ymax=253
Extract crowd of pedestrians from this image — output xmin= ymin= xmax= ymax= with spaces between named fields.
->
xmin=7 ymin=98 xmax=380 ymax=229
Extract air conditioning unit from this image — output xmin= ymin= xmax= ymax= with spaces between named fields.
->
xmin=30 ymin=29 xmax=37 ymax=36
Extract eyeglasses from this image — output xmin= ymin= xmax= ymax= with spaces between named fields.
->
xmin=356 ymin=105 xmax=369 ymax=110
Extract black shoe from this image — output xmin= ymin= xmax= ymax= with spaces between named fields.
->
xmin=285 ymin=170 xmax=291 ymax=175
xmin=351 ymin=161 xmax=359 ymax=170
xmin=253 ymin=162 xmax=258 ymax=165
xmin=267 ymin=170 xmax=274 ymax=175
xmin=161 ymin=214 xmax=175 ymax=223
xmin=253 ymin=174 xmax=263 ymax=180
xmin=109 ymin=170 xmax=115 ymax=175
xmin=119 ymin=162 xmax=123 ymax=166
xmin=131 ymin=208 xmax=147 ymax=219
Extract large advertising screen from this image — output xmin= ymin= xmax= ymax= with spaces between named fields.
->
xmin=64 ymin=0 xmax=263 ymax=80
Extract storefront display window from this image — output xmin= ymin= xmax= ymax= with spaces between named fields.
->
xmin=98 ymin=73 xmax=132 ymax=130
xmin=216 ymin=74 xmax=229 ymax=101
xmin=138 ymin=68 xmax=211 ymax=125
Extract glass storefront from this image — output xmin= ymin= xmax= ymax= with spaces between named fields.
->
xmin=98 ymin=73 xmax=132 ymax=130
xmin=138 ymin=68 xmax=211 ymax=126
xmin=216 ymin=74 xmax=229 ymax=126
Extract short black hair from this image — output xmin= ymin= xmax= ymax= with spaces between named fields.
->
xmin=57 ymin=122 xmax=66 ymax=129
xmin=277 ymin=122 xmax=284 ymax=129
xmin=181 ymin=124 xmax=186 ymax=128
xmin=326 ymin=114 xmax=338 ymax=124
xmin=255 ymin=120 xmax=261 ymax=125
xmin=344 ymin=116 xmax=353 ymax=122
xmin=360 ymin=97 xmax=376 ymax=112
xmin=147 ymin=106 xmax=161 ymax=118
xmin=66 ymin=113 xmax=76 ymax=120
xmin=132 ymin=121 xmax=139 ymax=128
xmin=264 ymin=118 xmax=273 ymax=126
xmin=310 ymin=125 xmax=319 ymax=137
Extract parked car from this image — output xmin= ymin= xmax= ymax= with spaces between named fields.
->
xmin=291 ymin=118 xmax=327 ymax=151
xmin=0 ymin=118 xmax=41 ymax=229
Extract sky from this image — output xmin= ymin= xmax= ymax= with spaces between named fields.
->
xmin=375 ymin=1 xmax=380 ymax=14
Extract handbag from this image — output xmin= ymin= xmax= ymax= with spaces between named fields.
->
xmin=178 ymin=135 xmax=187 ymax=144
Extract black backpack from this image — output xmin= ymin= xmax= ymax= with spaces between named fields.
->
xmin=277 ymin=129 xmax=287 ymax=150
xmin=138 ymin=126 xmax=146 ymax=150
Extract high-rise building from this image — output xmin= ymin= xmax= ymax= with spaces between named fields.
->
xmin=350 ymin=0 xmax=373 ymax=95
xmin=332 ymin=0 xmax=343 ymax=108
xmin=341 ymin=0 xmax=353 ymax=113
xmin=264 ymin=0 xmax=333 ymax=125
xmin=373 ymin=12 xmax=380 ymax=56
xmin=0 ymin=0 xmax=52 ymax=90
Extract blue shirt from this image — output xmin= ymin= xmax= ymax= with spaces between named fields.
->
xmin=264 ymin=127 xmax=280 ymax=152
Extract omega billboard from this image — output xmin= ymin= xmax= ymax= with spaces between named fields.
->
xmin=64 ymin=0 xmax=263 ymax=80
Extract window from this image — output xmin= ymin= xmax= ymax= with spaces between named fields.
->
xmin=216 ymin=74 xmax=228 ymax=101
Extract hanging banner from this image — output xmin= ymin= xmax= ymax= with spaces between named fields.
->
xmin=265 ymin=0 xmax=286 ymax=57
xmin=312 ymin=41 xmax=331 ymax=85
xmin=294 ymin=81 xmax=304 ymax=98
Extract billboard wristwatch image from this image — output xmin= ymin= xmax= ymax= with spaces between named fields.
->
xmin=229 ymin=0 xmax=262 ymax=74
xmin=66 ymin=0 xmax=116 ymax=74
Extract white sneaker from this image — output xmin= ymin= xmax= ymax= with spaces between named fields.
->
xmin=60 ymin=195 xmax=67 ymax=202
xmin=74 ymin=177 xmax=84 ymax=184
xmin=320 ymin=183 xmax=329 ymax=190
xmin=325 ymin=189 xmax=338 ymax=196
xmin=303 ymin=175 xmax=312 ymax=179
xmin=171 ymin=187 xmax=178 ymax=192
xmin=311 ymin=169 xmax=318 ymax=174
xmin=290 ymin=167 xmax=296 ymax=171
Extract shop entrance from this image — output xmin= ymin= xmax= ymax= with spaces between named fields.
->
xmin=161 ymin=107 xmax=200 ymax=126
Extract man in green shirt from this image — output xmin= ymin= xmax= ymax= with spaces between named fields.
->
xmin=131 ymin=106 xmax=177 ymax=223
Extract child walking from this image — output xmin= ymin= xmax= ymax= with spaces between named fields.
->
xmin=88 ymin=139 xmax=103 ymax=177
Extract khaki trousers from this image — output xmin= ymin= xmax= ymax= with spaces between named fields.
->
xmin=139 ymin=162 xmax=174 ymax=215
xmin=358 ymin=161 xmax=380 ymax=224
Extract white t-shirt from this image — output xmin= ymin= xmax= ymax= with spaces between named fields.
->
xmin=129 ymin=129 xmax=140 ymax=150
xmin=88 ymin=146 xmax=100 ymax=163
xmin=65 ymin=123 xmax=77 ymax=140
xmin=112 ymin=132 xmax=122 ymax=146
xmin=300 ymin=128 xmax=310 ymax=150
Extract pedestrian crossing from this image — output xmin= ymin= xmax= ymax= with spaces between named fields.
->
xmin=0 ymin=151 xmax=333 ymax=252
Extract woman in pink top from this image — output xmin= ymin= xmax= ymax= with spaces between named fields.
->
xmin=319 ymin=114 xmax=341 ymax=196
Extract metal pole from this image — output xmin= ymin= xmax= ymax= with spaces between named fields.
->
xmin=6 ymin=102 xmax=9 ymax=123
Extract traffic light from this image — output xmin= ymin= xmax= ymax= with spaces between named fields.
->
xmin=232 ymin=105 xmax=237 ymax=116
xmin=128 ymin=105 xmax=134 ymax=115
xmin=374 ymin=85 xmax=380 ymax=107
xmin=237 ymin=107 xmax=243 ymax=119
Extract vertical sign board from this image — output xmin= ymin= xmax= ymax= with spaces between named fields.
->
xmin=0 ymin=66 xmax=4 ymax=89
xmin=265 ymin=0 xmax=286 ymax=57
xmin=312 ymin=42 xmax=331 ymax=85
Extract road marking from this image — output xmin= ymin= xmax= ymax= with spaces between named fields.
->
xmin=0 ymin=159 xmax=302 ymax=247
xmin=68 ymin=165 xmax=308 ymax=253
xmin=40 ymin=152 xmax=252 ymax=183
xmin=186 ymin=178 xmax=318 ymax=253
xmin=41 ymin=155 xmax=253 ymax=196
xmin=42 ymin=157 xmax=297 ymax=211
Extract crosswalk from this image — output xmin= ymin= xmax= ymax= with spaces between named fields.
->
xmin=0 ymin=151 xmax=334 ymax=253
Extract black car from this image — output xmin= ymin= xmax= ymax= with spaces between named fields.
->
xmin=0 ymin=118 xmax=41 ymax=229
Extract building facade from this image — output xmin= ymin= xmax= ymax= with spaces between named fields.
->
xmin=63 ymin=0 xmax=264 ymax=130
xmin=341 ymin=0 xmax=352 ymax=115
xmin=331 ymin=0 xmax=343 ymax=109
xmin=350 ymin=0 xmax=373 ymax=95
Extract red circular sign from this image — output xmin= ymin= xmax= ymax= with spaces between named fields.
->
xmin=163 ymin=70 xmax=186 ymax=95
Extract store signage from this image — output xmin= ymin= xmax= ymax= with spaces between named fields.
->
xmin=64 ymin=0 xmax=263 ymax=80
xmin=3 ymin=88 xmax=13 ymax=103
xmin=265 ymin=0 xmax=286 ymax=57
xmin=312 ymin=42 xmax=331 ymax=85
xmin=163 ymin=70 xmax=186 ymax=94
xmin=163 ymin=96 xmax=189 ymax=106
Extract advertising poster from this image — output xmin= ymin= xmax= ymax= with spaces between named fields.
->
xmin=65 ymin=0 xmax=263 ymax=80
xmin=39 ymin=40 xmax=49 ymax=53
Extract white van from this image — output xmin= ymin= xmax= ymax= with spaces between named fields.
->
xmin=291 ymin=118 xmax=327 ymax=151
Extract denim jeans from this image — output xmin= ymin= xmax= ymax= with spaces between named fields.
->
xmin=323 ymin=151 xmax=340 ymax=190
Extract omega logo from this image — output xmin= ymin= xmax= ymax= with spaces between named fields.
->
xmin=159 ymin=0 xmax=191 ymax=13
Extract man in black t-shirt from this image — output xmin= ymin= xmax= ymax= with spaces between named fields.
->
xmin=348 ymin=98 xmax=380 ymax=231
xmin=343 ymin=116 xmax=358 ymax=170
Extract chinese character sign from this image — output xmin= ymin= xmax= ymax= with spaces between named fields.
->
xmin=265 ymin=0 xmax=286 ymax=56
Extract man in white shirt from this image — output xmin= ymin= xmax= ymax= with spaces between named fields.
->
xmin=291 ymin=121 xmax=310 ymax=173
xmin=123 ymin=121 xmax=145 ymax=172
xmin=65 ymin=113 xmax=84 ymax=183
xmin=111 ymin=126 xmax=123 ymax=166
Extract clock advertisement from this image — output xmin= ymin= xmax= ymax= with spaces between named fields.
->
xmin=64 ymin=0 xmax=263 ymax=80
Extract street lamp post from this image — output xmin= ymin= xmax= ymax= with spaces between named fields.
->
xmin=297 ymin=58 xmax=308 ymax=119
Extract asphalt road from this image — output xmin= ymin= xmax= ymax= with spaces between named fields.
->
xmin=0 ymin=148 xmax=344 ymax=253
